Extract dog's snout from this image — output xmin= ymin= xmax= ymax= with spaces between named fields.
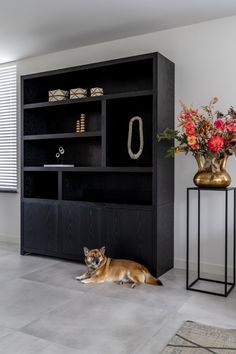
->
xmin=94 ymin=258 xmax=100 ymax=265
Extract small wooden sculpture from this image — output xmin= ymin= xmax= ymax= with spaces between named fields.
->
xmin=76 ymin=119 xmax=81 ymax=133
xmin=75 ymin=113 xmax=86 ymax=133
xmin=80 ymin=113 xmax=86 ymax=132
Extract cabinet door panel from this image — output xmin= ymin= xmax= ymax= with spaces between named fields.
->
xmin=104 ymin=207 xmax=153 ymax=271
xmin=23 ymin=201 xmax=58 ymax=252
xmin=61 ymin=203 xmax=102 ymax=260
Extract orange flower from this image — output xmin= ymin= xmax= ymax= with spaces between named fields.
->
xmin=187 ymin=135 xmax=196 ymax=145
xmin=185 ymin=121 xmax=195 ymax=136
xmin=187 ymin=135 xmax=199 ymax=150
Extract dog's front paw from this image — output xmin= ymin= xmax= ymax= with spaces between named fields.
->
xmin=75 ymin=275 xmax=83 ymax=281
xmin=81 ymin=278 xmax=91 ymax=284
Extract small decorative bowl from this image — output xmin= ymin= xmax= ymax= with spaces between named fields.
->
xmin=90 ymin=87 xmax=104 ymax=97
xmin=48 ymin=89 xmax=69 ymax=102
xmin=70 ymin=88 xmax=87 ymax=99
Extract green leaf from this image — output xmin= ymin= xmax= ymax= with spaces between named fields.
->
xmin=157 ymin=128 xmax=178 ymax=142
xmin=165 ymin=147 xmax=176 ymax=157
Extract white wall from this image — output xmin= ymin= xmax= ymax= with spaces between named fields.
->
xmin=2 ymin=15 xmax=236 ymax=273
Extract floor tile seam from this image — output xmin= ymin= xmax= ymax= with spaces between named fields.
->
xmin=0 ymin=276 xmax=22 ymax=287
xmin=20 ymin=259 xmax=86 ymax=280
xmin=107 ymin=287 xmax=190 ymax=310
xmin=175 ymin=310 xmax=236 ymax=329
xmin=174 ymin=289 xmax=236 ymax=314
xmin=0 ymin=256 xmax=62 ymax=275
xmin=20 ymin=318 xmax=89 ymax=352
xmin=0 ymin=330 xmax=16 ymax=343
xmin=20 ymin=277 xmax=180 ymax=309
xmin=78 ymin=288 xmax=176 ymax=309
xmin=189 ymin=291 xmax=236 ymax=305
xmin=87 ymin=287 xmax=194 ymax=311
xmin=0 ymin=261 xmax=59 ymax=276
xmin=20 ymin=318 xmax=163 ymax=354
xmin=0 ymin=244 xmax=19 ymax=252
xmin=22 ymin=254 xmax=62 ymax=265
xmin=17 ymin=276 xmax=83 ymax=297
xmin=19 ymin=299 xmax=171 ymax=352
xmin=0 ymin=263 xmax=65 ymax=287
xmin=21 ymin=274 xmax=93 ymax=295
xmin=4 ymin=328 xmax=84 ymax=353
xmin=18 ymin=295 xmax=83 ymax=333
xmin=17 ymin=258 xmax=62 ymax=276
xmin=0 ymin=251 xmax=17 ymax=257
xmin=0 ymin=273 xmax=77 ymax=295
xmin=132 ymin=312 xmax=179 ymax=354
xmin=63 ymin=284 xmax=176 ymax=311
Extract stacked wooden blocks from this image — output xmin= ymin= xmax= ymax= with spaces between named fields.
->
xmin=76 ymin=113 xmax=86 ymax=133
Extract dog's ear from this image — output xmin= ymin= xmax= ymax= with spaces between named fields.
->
xmin=100 ymin=246 xmax=106 ymax=255
xmin=83 ymin=247 xmax=89 ymax=256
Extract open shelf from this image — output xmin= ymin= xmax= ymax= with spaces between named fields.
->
xmin=24 ymin=100 xmax=101 ymax=135
xmin=62 ymin=172 xmax=152 ymax=205
xmin=106 ymin=95 xmax=153 ymax=167
xmin=24 ymin=172 xmax=58 ymax=199
xmin=23 ymin=90 xmax=153 ymax=109
xmin=23 ymin=58 xmax=153 ymax=104
xmin=24 ymin=137 xmax=101 ymax=167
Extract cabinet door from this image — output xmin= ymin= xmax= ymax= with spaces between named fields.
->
xmin=104 ymin=207 xmax=153 ymax=271
xmin=61 ymin=203 xmax=102 ymax=260
xmin=23 ymin=200 xmax=58 ymax=253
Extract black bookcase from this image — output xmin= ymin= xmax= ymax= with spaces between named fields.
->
xmin=21 ymin=52 xmax=174 ymax=276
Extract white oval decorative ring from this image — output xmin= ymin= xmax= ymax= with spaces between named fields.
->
xmin=127 ymin=116 xmax=144 ymax=160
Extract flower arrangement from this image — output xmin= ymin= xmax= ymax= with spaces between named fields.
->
xmin=157 ymin=97 xmax=236 ymax=159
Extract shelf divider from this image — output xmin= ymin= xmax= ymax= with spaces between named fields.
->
xmin=101 ymin=100 xmax=106 ymax=167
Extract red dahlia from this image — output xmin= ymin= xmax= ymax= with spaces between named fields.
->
xmin=208 ymin=136 xmax=224 ymax=152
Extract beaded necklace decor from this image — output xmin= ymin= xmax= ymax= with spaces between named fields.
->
xmin=127 ymin=116 xmax=144 ymax=160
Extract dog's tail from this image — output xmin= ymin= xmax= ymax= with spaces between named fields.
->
xmin=143 ymin=268 xmax=163 ymax=286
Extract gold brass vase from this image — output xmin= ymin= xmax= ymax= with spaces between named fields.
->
xmin=193 ymin=154 xmax=231 ymax=188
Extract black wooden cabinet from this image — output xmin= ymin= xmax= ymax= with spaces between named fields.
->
xmin=23 ymin=200 xmax=58 ymax=253
xmin=21 ymin=52 xmax=174 ymax=277
xmin=104 ymin=206 xmax=154 ymax=272
xmin=61 ymin=202 xmax=102 ymax=259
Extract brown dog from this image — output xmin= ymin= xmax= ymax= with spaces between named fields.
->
xmin=75 ymin=246 xmax=163 ymax=288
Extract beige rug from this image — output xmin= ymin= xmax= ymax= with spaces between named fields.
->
xmin=161 ymin=321 xmax=236 ymax=353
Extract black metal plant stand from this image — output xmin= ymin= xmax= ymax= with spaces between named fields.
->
xmin=186 ymin=187 xmax=236 ymax=297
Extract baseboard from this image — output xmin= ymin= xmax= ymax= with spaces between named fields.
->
xmin=174 ymin=257 xmax=234 ymax=276
xmin=0 ymin=233 xmax=19 ymax=245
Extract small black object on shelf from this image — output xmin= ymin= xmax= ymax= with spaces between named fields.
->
xmin=186 ymin=187 xmax=236 ymax=297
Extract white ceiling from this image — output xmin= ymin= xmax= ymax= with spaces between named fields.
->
xmin=1 ymin=0 xmax=236 ymax=64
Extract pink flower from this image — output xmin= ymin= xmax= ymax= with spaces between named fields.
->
xmin=214 ymin=119 xmax=224 ymax=130
xmin=208 ymin=136 xmax=224 ymax=152
xmin=226 ymin=125 xmax=236 ymax=132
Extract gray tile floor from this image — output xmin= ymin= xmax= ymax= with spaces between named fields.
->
xmin=0 ymin=241 xmax=235 ymax=354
